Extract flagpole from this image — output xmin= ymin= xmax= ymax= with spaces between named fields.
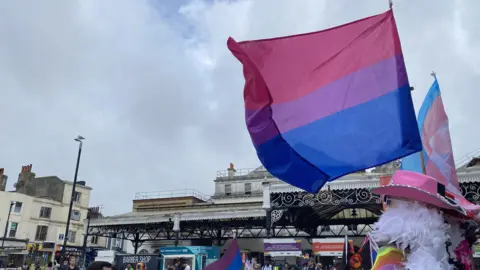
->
xmin=419 ymin=151 xmax=427 ymax=174
xmin=418 ymin=71 xmax=438 ymax=175
xmin=389 ymin=0 xmax=393 ymax=9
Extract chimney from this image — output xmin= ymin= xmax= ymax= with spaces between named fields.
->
xmin=16 ymin=164 xmax=35 ymax=193
xmin=20 ymin=164 xmax=32 ymax=173
xmin=227 ymin=163 xmax=236 ymax=178
xmin=0 ymin=168 xmax=7 ymax=191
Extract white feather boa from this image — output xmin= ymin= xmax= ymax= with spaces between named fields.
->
xmin=371 ymin=199 xmax=451 ymax=269
xmin=444 ymin=216 xmax=463 ymax=260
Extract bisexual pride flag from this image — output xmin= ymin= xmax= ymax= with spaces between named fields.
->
xmin=228 ymin=9 xmax=421 ymax=192
xmin=204 ymin=239 xmax=242 ymax=270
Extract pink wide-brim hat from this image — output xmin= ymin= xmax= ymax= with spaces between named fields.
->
xmin=371 ymin=170 xmax=463 ymax=211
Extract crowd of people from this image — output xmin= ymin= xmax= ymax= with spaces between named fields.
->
xmin=163 ymin=259 xmax=191 ymax=270
xmin=0 ymin=257 xmax=112 ymax=270
xmin=244 ymin=258 xmax=341 ymax=270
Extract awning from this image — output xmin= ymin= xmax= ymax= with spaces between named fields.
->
xmin=90 ymin=209 xmax=266 ymax=226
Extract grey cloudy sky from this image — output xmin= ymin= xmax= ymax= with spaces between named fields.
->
xmin=0 ymin=0 xmax=478 ymax=215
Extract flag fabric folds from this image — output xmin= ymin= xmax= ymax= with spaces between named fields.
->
xmin=401 ymin=77 xmax=459 ymax=191
xmin=379 ymin=176 xmax=392 ymax=212
xmin=369 ymin=239 xmax=378 ymax=268
xmin=204 ymin=239 xmax=242 ymax=270
xmin=227 ymin=9 xmax=422 ymax=193
xmin=401 ymin=77 xmax=480 ymax=216
xmin=341 ymin=236 xmax=348 ymax=270
xmin=359 ymin=236 xmax=373 ymax=269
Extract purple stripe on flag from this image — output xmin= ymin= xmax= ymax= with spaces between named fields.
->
xmin=204 ymin=239 xmax=240 ymax=270
xmin=246 ymin=54 xmax=408 ymax=146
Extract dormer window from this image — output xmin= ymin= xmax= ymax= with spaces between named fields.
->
xmin=225 ymin=184 xmax=232 ymax=196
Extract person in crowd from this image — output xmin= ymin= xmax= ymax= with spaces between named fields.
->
xmin=174 ymin=260 xmax=181 ymax=270
xmin=305 ymin=260 xmax=315 ymax=270
xmin=262 ymin=260 xmax=273 ymax=270
xmin=47 ymin=262 xmax=54 ymax=270
xmin=87 ymin=261 xmax=112 ymax=270
xmin=125 ymin=264 xmax=134 ymax=270
xmin=65 ymin=256 xmax=79 ymax=270
xmin=331 ymin=263 xmax=341 ymax=270
xmin=60 ymin=259 xmax=68 ymax=270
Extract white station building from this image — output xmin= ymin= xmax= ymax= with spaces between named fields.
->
xmin=88 ymin=159 xmax=480 ymax=257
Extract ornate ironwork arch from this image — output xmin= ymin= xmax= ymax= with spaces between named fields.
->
xmin=271 ymin=188 xmax=381 ymax=209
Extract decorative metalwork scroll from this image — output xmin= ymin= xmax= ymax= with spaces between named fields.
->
xmin=270 ymin=182 xmax=480 ymax=209
xmin=461 ymin=182 xmax=480 ymax=204
xmin=271 ymin=188 xmax=382 ymax=208
xmin=271 ymin=209 xmax=284 ymax=224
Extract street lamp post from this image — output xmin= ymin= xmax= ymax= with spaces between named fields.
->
xmin=1 ymin=202 xmax=15 ymax=247
xmin=63 ymin=136 xmax=85 ymax=250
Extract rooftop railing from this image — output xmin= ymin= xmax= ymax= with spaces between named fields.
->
xmin=216 ymin=167 xmax=274 ymax=179
xmin=134 ymin=189 xmax=211 ymax=201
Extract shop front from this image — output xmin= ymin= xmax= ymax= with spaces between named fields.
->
xmin=312 ymin=238 xmax=344 ymax=267
xmin=0 ymin=238 xmax=28 ymax=267
xmin=55 ymin=245 xmax=86 ymax=266
xmin=264 ymin=239 xmax=302 ymax=266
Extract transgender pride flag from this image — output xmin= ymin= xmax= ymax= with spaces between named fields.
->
xmin=228 ymin=9 xmax=421 ymax=193
xmin=421 ymin=77 xmax=460 ymax=193
xmin=404 ymin=77 xmax=460 ymax=193
xmin=402 ymin=76 xmax=480 ymax=216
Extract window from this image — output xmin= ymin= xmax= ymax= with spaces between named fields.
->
xmin=73 ymin=191 xmax=81 ymax=203
xmin=8 ymin=222 xmax=18 ymax=238
xmin=39 ymin=207 xmax=52 ymax=219
xmin=224 ymin=184 xmax=232 ymax=196
xmin=71 ymin=210 xmax=81 ymax=221
xmin=35 ymin=226 xmax=48 ymax=241
xmin=111 ymin=238 xmax=119 ymax=248
xmin=11 ymin=201 xmax=22 ymax=213
xmin=91 ymin=235 xmax=98 ymax=245
xmin=245 ymin=183 xmax=252 ymax=195
xmin=68 ymin=231 xmax=77 ymax=243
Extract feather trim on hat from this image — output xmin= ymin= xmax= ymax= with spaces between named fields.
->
xmin=371 ymin=199 xmax=450 ymax=270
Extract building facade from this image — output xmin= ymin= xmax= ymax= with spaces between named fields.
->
xmin=89 ymin=160 xmax=480 ymax=257
xmin=0 ymin=165 xmax=106 ymax=264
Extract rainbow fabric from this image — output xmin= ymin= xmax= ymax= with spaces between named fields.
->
xmin=227 ymin=9 xmax=421 ymax=193
xmin=371 ymin=246 xmax=406 ymax=269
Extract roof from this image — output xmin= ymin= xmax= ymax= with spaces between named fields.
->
xmin=90 ymin=208 xmax=266 ymax=226
xmin=270 ymin=173 xmax=384 ymax=193
xmin=92 ymin=167 xmax=480 ymax=227
xmin=270 ymin=167 xmax=480 ymax=193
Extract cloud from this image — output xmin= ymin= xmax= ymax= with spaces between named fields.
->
xmin=0 ymin=0 xmax=478 ymax=214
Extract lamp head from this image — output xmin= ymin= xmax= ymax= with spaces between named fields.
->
xmin=74 ymin=135 xmax=85 ymax=142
